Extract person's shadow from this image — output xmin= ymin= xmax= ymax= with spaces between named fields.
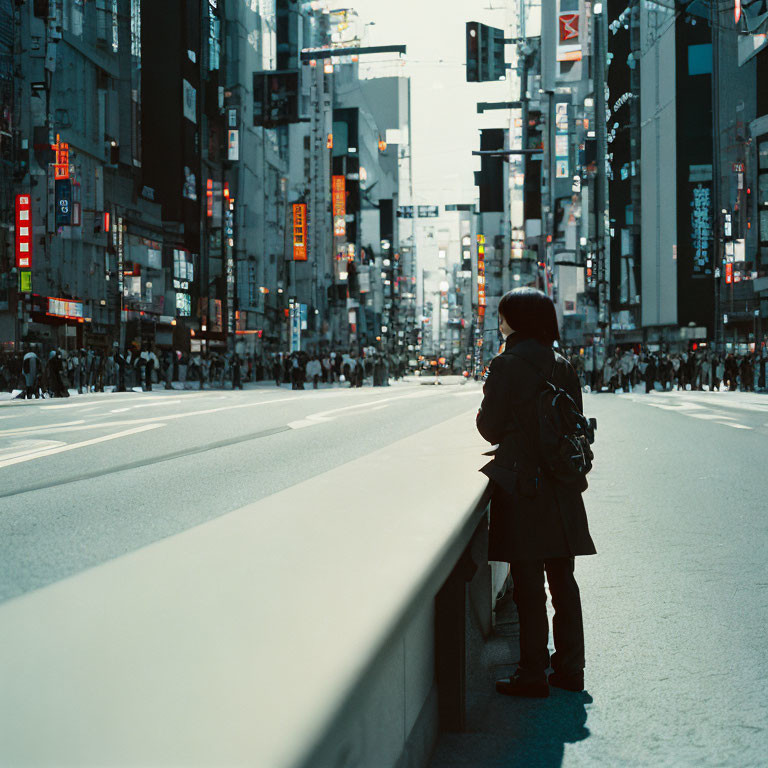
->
xmin=430 ymin=687 xmax=592 ymax=768
xmin=475 ymin=688 xmax=592 ymax=767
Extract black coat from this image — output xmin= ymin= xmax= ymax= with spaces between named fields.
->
xmin=476 ymin=333 xmax=597 ymax=562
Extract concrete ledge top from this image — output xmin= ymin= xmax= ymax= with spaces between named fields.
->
xmin=0 ymin=409 xmax=489 ymax=768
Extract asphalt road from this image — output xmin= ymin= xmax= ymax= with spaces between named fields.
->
xmin=2 ymin=383 xmax=767 ymax=765
xmin=0 ymin=379 xmax=481 ymax=603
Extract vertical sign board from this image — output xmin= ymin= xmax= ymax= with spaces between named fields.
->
xmin=555 ymin=102 xmax=570 ymax=179
xmin=51 ymin=134 xmax=70 ymax=180
xmin=690 ymin=182 xmax=713 ymax=275
xmin=55 ymin=179 xmax=72 ymax=227
xmin=15 ymin=195 xmax=33 ymax=269
xmin=289 ymin=300 xmax=301 ymax=353
xmin=557 ymin=10 xmax=581 ymax=62
xmin=117 ymin=216 xmax=125 ymax=298
xmin=332 ymin=175 xmax=346 ymax=237
xmin=475 ymin=234 xmax=486 ymax=377
xmin=293 ymin=203 xmax=307 ymax=260
xmin=227 ymin=129 xmax=239 ymax=160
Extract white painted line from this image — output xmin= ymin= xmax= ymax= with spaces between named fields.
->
xmin=0 ymin=440 xmax=66 ymax=461
xmin=687 ymin=413 xmax=736 ymax=421
xmin=715 ymin=421 xmax=752 ymax=430
xmin=0 ymin=396 xmax=303 ymax=437
xmin=289 ymin=391 xmax=427 ymax=429
xmin=0 ymin=424 xmax=166 ymax=469
xmin=0 ymin=419 xmax=86 ymax=436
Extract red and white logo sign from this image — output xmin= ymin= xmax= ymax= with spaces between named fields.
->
xmin=559 ymin=13 xmax=579 ymax=42
xmin=15 ymin=194 xmax=32 ymax=269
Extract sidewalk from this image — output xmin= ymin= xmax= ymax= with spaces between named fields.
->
xmin=428 ymin=591 xmax=590 ymax=768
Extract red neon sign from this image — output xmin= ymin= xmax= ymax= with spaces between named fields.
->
xmin=51 ymin=134 xmax=70 ymax=180
xmin=15 ymin=194 xmax=33 ymax=269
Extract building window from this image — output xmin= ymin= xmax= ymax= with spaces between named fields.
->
xmin=173 ymin=249 xmax=195 ymax=282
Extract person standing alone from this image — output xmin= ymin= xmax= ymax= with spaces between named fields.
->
xmin=476 ymin=287 xmax=596 ymax=697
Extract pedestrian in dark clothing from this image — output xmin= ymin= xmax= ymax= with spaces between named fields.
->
xmin=114 ymin=346 xmax=127 ymax=392
xmin=476 ymin=287 xmax=596 ymax=698
xmin=232 ymin=354 xmax=243 ymax=389
xmin=273 ymin=356 xmax=282 ymax=387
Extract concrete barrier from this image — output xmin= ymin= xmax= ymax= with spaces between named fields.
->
xmin=0 ymin=410 xmax=493 ymax=767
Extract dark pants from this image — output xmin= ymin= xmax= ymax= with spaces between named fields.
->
xmin=510 ymin=557 xmax=585 ymax=681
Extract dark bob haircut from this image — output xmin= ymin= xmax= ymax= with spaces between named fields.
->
xmin=498 ymin=287 xmax=560 ymax=346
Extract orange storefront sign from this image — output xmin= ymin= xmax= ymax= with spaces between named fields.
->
xmin=293 ymin=203 xmax=307 ymax=261
xmin=332 ymin=175 xmax=346 ymax=237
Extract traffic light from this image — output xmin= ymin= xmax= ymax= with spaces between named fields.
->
xmin=466 ymin=22 xmax=507 ymax=82
xmin=474 ymin=129 xmax=505 ymax=213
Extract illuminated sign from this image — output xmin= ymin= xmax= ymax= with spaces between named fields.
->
xmin=55 ymin=179 xmax=72 ymax=227
xmin=293 ymin=203 xmax=307 ymax=261
xmin=477 ymin=234 xmax=486 ymax=310
xmin=51 ymin=134 xmax=70 ymax=180
xmin=691 ymin=183 xmax=712 ymax=274
xmin=557 ymin=11 xmax=582 ymax=62
xmin=15 ymin=194 xmax=33 ymax=269
xmin=332 ymin=175 xmax=346 ymax=237
xmin=47 ymin=297 xmax=84 ymax=320
xmin=20 ymin=270 xmax=32 ymax=292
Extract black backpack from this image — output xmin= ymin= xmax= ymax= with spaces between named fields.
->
xmin=509 ymin=352 xmax=596 ymax=491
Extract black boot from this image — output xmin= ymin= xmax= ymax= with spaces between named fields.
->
xmin=496 ymin=670 xmax=549 ymax=698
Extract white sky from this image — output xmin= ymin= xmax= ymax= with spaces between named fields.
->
xmin=344 ymin=0 xmax=519 ymax=207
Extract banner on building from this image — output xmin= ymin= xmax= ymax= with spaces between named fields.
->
xmin=417 ymin=205 xmax=439 ymax=218
xmin=332 ymin=175 xmax=346 ymax=237
xmin=557 ymin=10 xmax=581 ymax=62
xmin=47 ymin=297 xmax=84 ymax=320
xmin=15 ymin=194 xmax=32 ymax=269
xmin=293 ymin=203 xmax=307 ymax=261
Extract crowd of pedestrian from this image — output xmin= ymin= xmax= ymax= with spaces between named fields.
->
xmin=269 ymin=349 xmax=408 ymax=390
xmin=563 ymin=346 xmax=768 ymax=394
xmin=0 ymin=343 xmax=411 ymax=398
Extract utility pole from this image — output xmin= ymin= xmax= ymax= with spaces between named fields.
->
xmin=593 ymin=2 xmax=610 ymax=357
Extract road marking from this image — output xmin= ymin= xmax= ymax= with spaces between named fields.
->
xmin=715 ymin=421 xmax=752 ymax=430
xmin=0 ymin=424 xmax=165 ymax=469
xmin=687 ymin=413 xmax=736 ymax=421
xmin=0 ymin=439 xmax=67 ymax=461
xmin=0 ymin=419 xmax=87 ymax=436
xmin=288 ymin=391 xmax=430 ymax=429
